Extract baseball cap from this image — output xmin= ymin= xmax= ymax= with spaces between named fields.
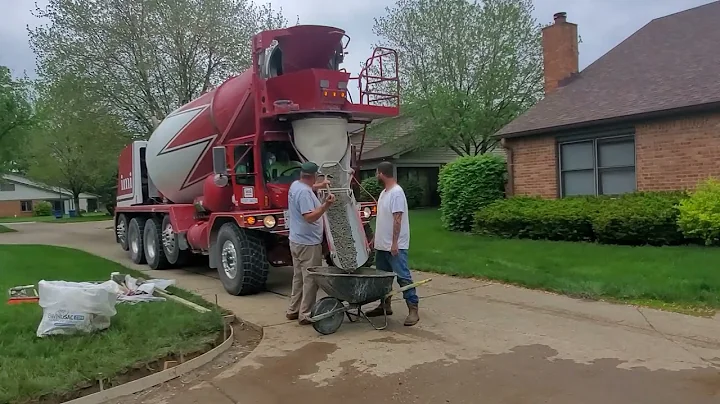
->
xmin=300 ymin=161 xmax=319 ymax=174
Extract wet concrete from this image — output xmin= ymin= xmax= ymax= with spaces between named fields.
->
xmin=3 ymin=221 xmax=720 ymax=403
xmin=208 ymin=342 xmax=720 ymax=404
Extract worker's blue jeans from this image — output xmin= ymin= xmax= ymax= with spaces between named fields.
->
xmin=375 ymin=250 xmax=419 ymax=305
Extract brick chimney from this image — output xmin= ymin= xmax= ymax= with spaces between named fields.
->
xmin=542 ymin=12 xmax=579 ymax=94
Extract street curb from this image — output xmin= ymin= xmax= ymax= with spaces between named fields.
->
xmin=62 ymin=320 xmax=236 ymax=404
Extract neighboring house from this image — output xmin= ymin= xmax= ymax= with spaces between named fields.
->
xmin=0 ymin=174 xmax=101 ymax=217
xmin=496 ymin=4 xmax=720 ymax=199
xmin=350 ymin=115 xmax=505 ymax=206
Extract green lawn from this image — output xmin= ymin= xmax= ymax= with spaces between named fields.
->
xmin=0 ymin=245 xmax=223 ymax=403
xmin=408 ymin=209 xmax=720 ymax=315
xmin=0 ymin=224 xmax=15 ymax=233
xmin=0 ymin=212 xmax=112 ymax=224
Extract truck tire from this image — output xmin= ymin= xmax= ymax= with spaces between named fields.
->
xmin=216 ymin=223 xmax=269 ymax=296
xmin=162 ymin=215 xmax=188 ymax=267
xmin=128 ymin=217 xmax=147 ymax=265
xmin=144 ymin=217 xmax=170 ymax=270
xmin=117 ymin=214 xmax=129 ymax=251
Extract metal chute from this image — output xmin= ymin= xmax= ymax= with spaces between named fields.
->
xmin=291 ymin=116 xmax=369 ymax=272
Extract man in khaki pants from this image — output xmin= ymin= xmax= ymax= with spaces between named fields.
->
xmin=286 ymin=162 xmax=335 ymax=325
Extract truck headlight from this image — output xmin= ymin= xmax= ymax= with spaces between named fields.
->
xmin=263 ymin=215 xmax=277 ymax=228
xmin=362 ymin=207 xmax=372 ymax=218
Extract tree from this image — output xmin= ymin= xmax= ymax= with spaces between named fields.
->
xmin=27 ymin=76 xmax=131 ymax=213
xmin=373 ymin=0 xmax=543 ymax=156
xmin=29 ymin=0 xmax=288 ymax=137
xmin=90 ymin=169 xmax=119 ymax=215
xmin=0 ymin=66 xmax=34 ymax=173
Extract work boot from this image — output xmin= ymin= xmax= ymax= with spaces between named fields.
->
xmin=365 ymin=297 xmax=392 ymax=317
xmin=404 ymin=303 xmax=419 ymax=326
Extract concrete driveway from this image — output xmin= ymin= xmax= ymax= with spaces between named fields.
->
xmin=2 ymin=221 xmax=720 ymax=403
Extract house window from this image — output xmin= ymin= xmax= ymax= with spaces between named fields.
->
xmin=20 ymin=200 xmax=33 ymax=212
xmin=558 ymin=135 xmax=636 ymax=197
xmin=360 ymin=170 xmax=375 ymax=180
xmin=0 ymin=183 xmax=15 ymax=191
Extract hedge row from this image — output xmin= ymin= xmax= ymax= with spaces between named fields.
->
xmin=474 ymin=191 xmax=690 ymax=246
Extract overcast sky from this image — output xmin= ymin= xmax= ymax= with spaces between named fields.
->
xmin=0 ymin=0 xmax=716 ymax=79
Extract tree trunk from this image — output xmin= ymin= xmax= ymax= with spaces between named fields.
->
xmin=73 ymin=193 xmax=81 ymax=217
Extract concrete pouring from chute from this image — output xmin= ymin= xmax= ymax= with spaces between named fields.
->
xmin=291 ymin=116 xmax=370 ymax=272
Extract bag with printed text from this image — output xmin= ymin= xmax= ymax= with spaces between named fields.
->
xmin=36 ymin=280 xmax=120 ymax=337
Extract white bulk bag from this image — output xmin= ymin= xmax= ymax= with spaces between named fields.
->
xmin=36 ymin=280 xmax=120 ymax=337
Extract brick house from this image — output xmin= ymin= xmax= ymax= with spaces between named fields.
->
xmin=0 ymin=174 xmax=101 ymax=217
xmin=496 ymin=3 xmax=720 ymax=198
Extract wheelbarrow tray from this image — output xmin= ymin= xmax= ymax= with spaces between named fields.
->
xmin=307 ymin=266 xmax=395 ymax=305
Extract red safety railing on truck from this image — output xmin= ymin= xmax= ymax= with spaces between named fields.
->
xmin=354 ymin=47 xmax=400 ymax=107
xmin=346 ymin=46 xmax=400 ymax=186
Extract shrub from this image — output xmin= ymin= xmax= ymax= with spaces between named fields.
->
xmin=32 ymin=201 xmax=53 ymax=217
xmin=439 ymin=154 xmax=506 ymax=231
xmin=592 ymin=192 xmax=686 ymax=246
xmin=356 ymin=176 xmax=424 ymax=209
xmin=356 ymin=177 xmax=383 ymax=202
xmin=475 ymin=197 xmax=596 ymax=241
xmin=678 ymin=178 xmax=720 ymax=245
xmin=399 ymin=178 xmax=424 ymax=209
xmin=475 ymin=192 xmax=687 ymax=246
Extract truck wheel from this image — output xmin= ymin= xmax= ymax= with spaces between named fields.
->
xmin=216 ymin=223 xmax=269 ymax=296
xmin=362 ymin=222 xmax=375 ymax=267
xmin=144 ymin=217 xmax=170 ymax=270
xmin=162 ymin=215 xmax=188 ymax=267
xmin=117 ymin=214 xmax=129 ymax=251
xmin=128 ymin=217 xmax=147 ymax=264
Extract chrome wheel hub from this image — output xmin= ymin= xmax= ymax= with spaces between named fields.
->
xmin=162 ymin=223 xmax=175 ymax=252
xmin=221 ymin=240 xmax=238 ymax=279
xmin=146 ymin=233 xmax=156 ymax=261
xmin=130 ymin=228 xmax=139 ymax=255
xmin=117 ymin=220 xmax=126 ymax=244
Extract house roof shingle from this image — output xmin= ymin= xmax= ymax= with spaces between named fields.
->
xmin=496 ymin=1 xmax=720 ymax=138
xmin=349 ymin=115 xmax=416 ymax=160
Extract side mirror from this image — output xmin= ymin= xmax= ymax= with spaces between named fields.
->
xmin=212 ymin=146 xmax=227 ymax=175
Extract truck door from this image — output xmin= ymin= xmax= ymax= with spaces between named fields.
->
xmin=232 ymin=144 xmax=261 ymax=209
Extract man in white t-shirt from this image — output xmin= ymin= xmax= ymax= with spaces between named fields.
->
xmin=365 ymin=161 xmax=419 ymax=326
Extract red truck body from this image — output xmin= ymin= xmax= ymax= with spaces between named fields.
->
xmin=113 ymin=25 xmax=399 ymax=296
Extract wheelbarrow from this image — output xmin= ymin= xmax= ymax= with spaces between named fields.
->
xmin=307 ymin=266 xmax=432 ymax=335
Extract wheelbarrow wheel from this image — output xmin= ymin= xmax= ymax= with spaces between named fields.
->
xmin=311 ymin=297 xmax=345 ymax=335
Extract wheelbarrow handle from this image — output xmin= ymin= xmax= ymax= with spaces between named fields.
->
xmin=384 ymin=278 xmax=432 ymax=299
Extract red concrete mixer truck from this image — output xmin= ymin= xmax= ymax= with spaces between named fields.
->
xmin=113 ymin=25 xmax=399 ymax=296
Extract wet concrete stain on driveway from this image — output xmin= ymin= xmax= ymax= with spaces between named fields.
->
xmin=207 ymin=342 xmax=720 ymax=404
